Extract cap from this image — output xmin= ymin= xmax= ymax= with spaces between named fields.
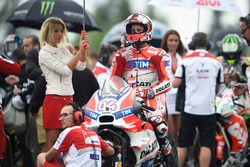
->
xmin=240 ymin=14 xmax=250 ymax=27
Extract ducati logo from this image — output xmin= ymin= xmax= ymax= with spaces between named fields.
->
xmin=41 ymin=1 xmax=55 ymax=16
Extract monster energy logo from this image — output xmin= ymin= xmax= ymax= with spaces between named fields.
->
xmin=41 ymin=1 xmax=55 ymax=16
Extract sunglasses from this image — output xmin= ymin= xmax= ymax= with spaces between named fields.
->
xmin=240 ymin=27 xmax=249 ymax=35
xmin=59 ymin=112 xmax=73 ymax=120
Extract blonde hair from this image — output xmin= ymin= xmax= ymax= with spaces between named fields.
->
xmin=39 ymin=17 xmax=68 ymax=47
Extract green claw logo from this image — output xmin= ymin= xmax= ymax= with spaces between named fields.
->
xmin=41 ymin=1 xmax=55 ymax=16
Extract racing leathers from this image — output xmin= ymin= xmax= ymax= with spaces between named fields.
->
xmin=0 ymin=54 xmax=20 ymax=160
xmin=111 ymin=45 xmax=172 ymax=155
xmin=217 ymin=56 xmax=246 ymax=88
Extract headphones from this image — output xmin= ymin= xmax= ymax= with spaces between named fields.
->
xmin=67 ymin=102 xmax=83 ymax=125
xmin=99 ymin=44 xmax=118 ymax=67
xmin=240 ymin=14 xmax=250 ymax=27
xmin=188 ymin=32 xmax=211 ymax=50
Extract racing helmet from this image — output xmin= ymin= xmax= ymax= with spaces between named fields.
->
xmin=220 ymin=34 xmax=243 ymax=54
xmin=124 ymin=13 xmax=153 ymax=43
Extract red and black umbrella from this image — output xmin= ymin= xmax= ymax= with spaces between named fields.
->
xmin=7 ymin=0 xmax=101 ymax=33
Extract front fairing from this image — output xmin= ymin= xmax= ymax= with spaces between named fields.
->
xmin=84 ymin=76 xmax=159 ymax=166
xmin=84 ymin=76 xmax=143 ymax=131
xmin=216 ymin=89 xmax=245 ymax=117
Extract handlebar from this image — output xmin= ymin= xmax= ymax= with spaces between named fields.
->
xmin=134 ymin=96 xmax=155 ymax=113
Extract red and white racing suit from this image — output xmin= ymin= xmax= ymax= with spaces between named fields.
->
xmin=112 ymin=45 xmax=172 ymax=154
xmin=0 ymin=55 xmax=20 ymax=160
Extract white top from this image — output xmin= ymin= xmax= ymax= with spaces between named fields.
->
xmin=39 ymin=44 xmax=86 ymax=95
xmin=54 ymin=126 xmax=105 ymax=167
xmin=175 ymin=49 xmax=224 ymax=115
xmin=166 ymin=52 xmax=182 ymax=95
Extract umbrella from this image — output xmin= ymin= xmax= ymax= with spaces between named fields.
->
xmin=101 ymin=19 xmax=168 ymax=48
xmin=7 ymin=0 xmax=101 ymax=33
xmin=148 ymin=0 xmax=243 ymax=31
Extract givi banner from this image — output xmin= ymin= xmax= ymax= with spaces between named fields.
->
xmin=149 ymin=0 xmax=243 ymax=16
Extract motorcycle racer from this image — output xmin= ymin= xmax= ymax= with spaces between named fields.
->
xmin=0 ymin=54 xmax=20 ymax=162
xmin=111 ymin=13 xmax=172 ymax=155
xmin=217 ymin=34 xmax=247 ymax=88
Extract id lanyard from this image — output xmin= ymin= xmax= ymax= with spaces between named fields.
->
xmin=82 ymin=127 xmax=98 ymax=167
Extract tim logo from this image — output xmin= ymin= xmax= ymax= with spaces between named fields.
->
xmin=164 ymin=60 xmax=170 ymax=67
xmin=41 ymin=1 xmax=55 ymax=16
xmin=196 ymin=0 xmax=221 ymax=7
xmin=127 ymin=60 xmax=150 ymax=69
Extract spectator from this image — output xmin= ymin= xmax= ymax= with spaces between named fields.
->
xmin=172 ymin=32 xmax=224 ymax=167
xmin=36 ymin=102 xmax=114 ymax=167
xmin=93 ymin=44 xmax=118 ymax=87
xmin=160 ymin=29 xmax=186 ymax=145
xmin=22 ymin=37 xmax=45 ymax=159
xmin=22 ymin=35 xmax=40 ymax=55
xmin=233 ymin=14 xmax=250 ymax=95
xmin=39 ymin=17 xmax=88 ymax=151
xmin=11 ymin=48 xmax=27 ymax=83
xmin=240 ymin=13 xmax=250 ymax=46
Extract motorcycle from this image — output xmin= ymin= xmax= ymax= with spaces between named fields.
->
xmin=83 ymin=76 xmax=177 ymax=167
xmin=215 ymin=89 xmax=249 ymax=167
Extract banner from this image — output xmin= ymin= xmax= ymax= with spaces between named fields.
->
xmin=148 ymin=0 xmax=243 ymax=16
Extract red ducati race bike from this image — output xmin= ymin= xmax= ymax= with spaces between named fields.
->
xmin=83 ymin=76 xmax=177 ymax=167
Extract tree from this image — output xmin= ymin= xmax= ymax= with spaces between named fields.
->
xmin=88 ymin=0 xmax=131 ymax=52
xmin=0 ymin=0 xmax=21 ymax=53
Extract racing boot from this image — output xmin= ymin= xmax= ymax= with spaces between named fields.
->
xmin=148 ymin=116 xmax=172 ymax=155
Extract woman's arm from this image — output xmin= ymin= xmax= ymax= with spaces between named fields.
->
xmin=67 ymin=34 xmax=88 ymax=70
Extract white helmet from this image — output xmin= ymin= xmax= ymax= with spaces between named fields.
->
xmin=124 ymin=13 xmax=153 ymax=43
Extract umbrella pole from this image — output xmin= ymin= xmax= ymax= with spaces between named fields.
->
xmin=82 ymin=0 xmax=85 ymax=30
xmin=197 ymin=9 xmax=200 ymax=32
xmin=81 ymin=0 xmax=89 ymax=49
